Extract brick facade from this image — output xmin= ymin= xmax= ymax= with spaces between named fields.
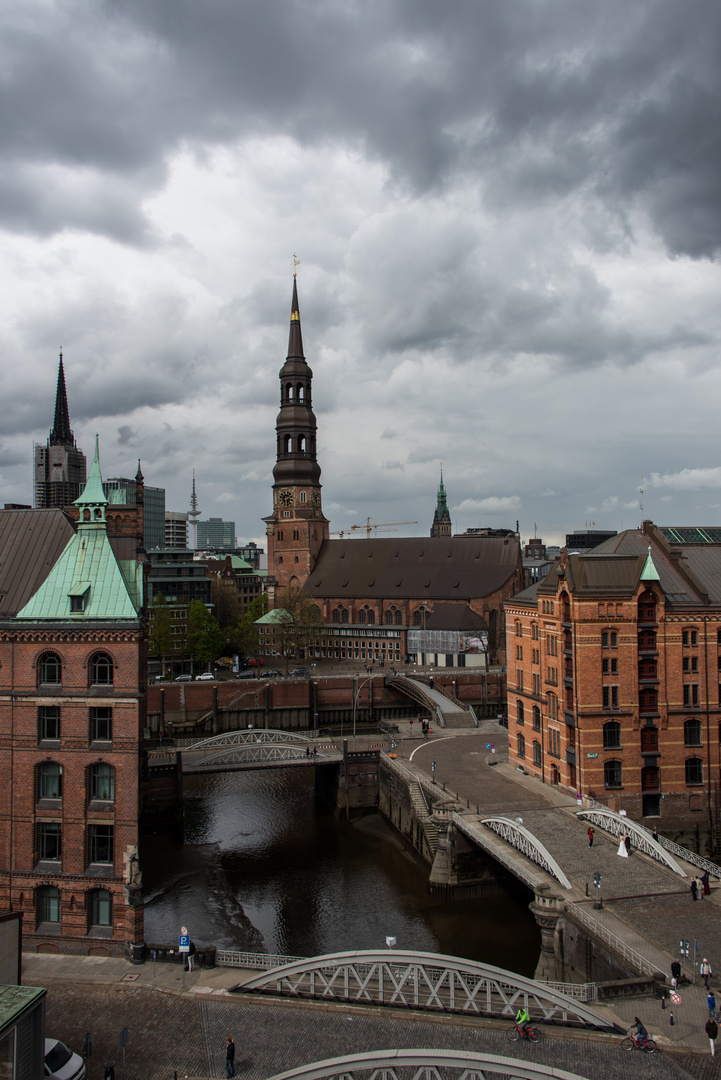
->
xmin=504 ymin=525 xmax=721 ymax=831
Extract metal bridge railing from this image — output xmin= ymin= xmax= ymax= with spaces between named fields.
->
xmin=217 ymin=950 xmax=305 ymax=969
xmin=266 ymin=1049 xmax=594 ymax=1080
xmin=566 ymin=904 xmax=660 ymax=977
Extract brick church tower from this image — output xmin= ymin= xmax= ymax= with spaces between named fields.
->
xmin=430 ymin=467 xmax=452 ymax=537
xmin=264 ymin=276 xmax=329 ymax=599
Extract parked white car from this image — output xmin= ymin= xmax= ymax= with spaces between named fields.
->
xmin=44 ymin=1039 xmax=85 ymax=1080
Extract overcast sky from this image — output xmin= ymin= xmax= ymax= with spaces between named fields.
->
xmin=2 ymin=0 xmax=720 ymax=550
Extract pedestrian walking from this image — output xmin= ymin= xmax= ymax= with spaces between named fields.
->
xmin=706 ymin=1017 xmax=718 ymax=1055
xmin=187 ymin=939 xmax=196 ymax=972
xmin=701 ymin=870 xmax=711 ymax=896
xmin=429 ymin=676 xmax=434 ymax=690
xmin=700 ymin=958 xmax=713 ymax=990
xmin=708 ymin=991 xmax=718 ymax=1021
xmin=652 ymin=827 xmax=659 ymax=843
xmin=671 ymin=959 xmax=681 ymax=989
xmin=624 ymin=834 xmax=631 ymax=856
xmin=587 ymin=827 xmax=594 ymax=848
xmin=225 ymin=1034 xmax=236 ymax=1077
xmin=691 ymin=877 xmax=699 ymax=901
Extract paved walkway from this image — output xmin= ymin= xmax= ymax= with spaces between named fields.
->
xmin=22 ymin=952 xmax=720 ymax=1080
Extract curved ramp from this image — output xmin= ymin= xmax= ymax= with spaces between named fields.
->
xmin=237 ymin=949 xmax=617 ymax=1029
xmin=266 ymin=1050 xmax=593 ymax=1080
xmin=386 ymin=676 xmax=475 ymax=728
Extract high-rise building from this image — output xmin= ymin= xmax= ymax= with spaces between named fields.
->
xmin=104 ymin=470 xmax=165 ymax=550
xmin=34 ymin=352 xmax=86 ymax=508
xmin=165 ymin=511 xmax=189 ymax=549
xmin=197 ymin=517 xmax=236 ymax=550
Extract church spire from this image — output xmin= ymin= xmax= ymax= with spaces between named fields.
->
xmin=50 ymin=350 xmax=75 ymax=447
xmin=287 ymin=274 xmax=305 ymax=362
xmin=431 ymin=465 xmax=452 ymax=538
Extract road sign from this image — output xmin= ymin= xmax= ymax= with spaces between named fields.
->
xmin=671 ymin=992 xmax=681 ymax=1004
xmin=179 ymin=934 xmax=190 ymax=953
xmin=181 ymin=925 xmax=188 ymax=936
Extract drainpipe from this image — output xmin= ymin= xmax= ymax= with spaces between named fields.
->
xmin=704 ymin=619 xmax=713 ymax=840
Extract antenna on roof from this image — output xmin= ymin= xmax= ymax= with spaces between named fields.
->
xmin=640 ymin=474 xmax=644 ymax=530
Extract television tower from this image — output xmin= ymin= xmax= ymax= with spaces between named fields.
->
xmin=188 ymin=472 xmax=201 ymax=549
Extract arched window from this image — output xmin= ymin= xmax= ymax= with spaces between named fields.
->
xmin=413 ymin=611 xmax=422 ymax=626
xmin=300 ymin=491 xmax=307 ymax=503
xmin=38 ymin=762 xmax=62 ymax=799
xmin=603 ymin=721 xmax=622 ymax=749
xmin=38 ymin=653 xmax=61 ymax=685
xmin=533 ymin=741 xmax=542 ymax=766
xmin=385 ymin=611 xmax=393 ymax=625
xmin=333 ymin=608 xmax=341 ymax=624
xmin=604 ymin=759 xmax=622 ymax=788
xmin=358 ymin=610 xmax=366 ymax=625
xmin=342 ymin=609 xmax=349 ymax=624
xmin=37 ymin=885 xmax=60 ymax=926
xmin=685 ymin=757 xmax=703 ymax=785
xmin=684 ymin=718 xmax=702 ymax=746
xmin=90 ymin=763 xmax=115 ymax=802
xmin=515 ymin=621 xmax=522 ymax=637
xmin=283 ymin=434 xmax=291 ymax=454
xmin=517 ymin=733 xmax=525 ymax=758
xmin=298 ymin=435 xmax=306 ymax=454
xmin=297 ymin=383 xmax=305 ymax=402
xmin=286 ymin=383 xmax=294 ymax=401
xmin=532 ymin=706 xmax=541 ymax=731
xmin=517 ymin=700 xmax=524 ymax=725
xmin=395 ymin=610 xmax=402 ymax=626
xmin=367 ymin=609 xmax=375 ymax=625
xmin=547 ymin=693 xmax=558 ymax=720
xmin=89 ymin=888 xmax=112 ymax=929
xmin=90 ymin=653 xmax=113 ymax=686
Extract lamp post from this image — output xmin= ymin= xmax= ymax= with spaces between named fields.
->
xmin=352 ymin=675 xmax=374 ymax=750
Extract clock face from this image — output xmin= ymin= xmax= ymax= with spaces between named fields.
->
xmin=312 ymin=491 xmax=321 ymax=506
xmin=278 ymin=489 xmax=293 ymax=507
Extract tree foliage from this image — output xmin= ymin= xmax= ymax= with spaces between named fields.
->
xmin=273 ymin=586 xmax=326 ymax=667
xmin=234 ymin=594 xmax=268 ymax=659
xmin=187 ymin=600 xmax=226 ymax=666
xmin=148 ymin=592 xmax=174 ymax=659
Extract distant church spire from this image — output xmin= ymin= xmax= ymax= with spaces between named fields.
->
xmin=50 ymin=350 xmax=75 ymax=447
xmin=431 ymin=465 xmax=452 ymax=538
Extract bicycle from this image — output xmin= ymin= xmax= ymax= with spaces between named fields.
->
xmin=507 ymin=1022 xmax=542 ymax=1043
xmin=621 ymin=1029 xmax=656 ymax=1054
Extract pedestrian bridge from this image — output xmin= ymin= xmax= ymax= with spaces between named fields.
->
xmin=235 ymin=949 xmax=616 ymax=1030
xmin=266 ymin=1050 xmax=594 ymax=1080
xmin=386 ymin=675 xmax=478 ymax=729
xmin=180 ymin=729 xmax=342 ymax=773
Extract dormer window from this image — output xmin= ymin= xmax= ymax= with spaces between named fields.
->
xmin=68 ymin=583 xmax=90 ymax=613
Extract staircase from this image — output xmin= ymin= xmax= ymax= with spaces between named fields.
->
xmin=410 ymin=781 xmax=439 ymax=858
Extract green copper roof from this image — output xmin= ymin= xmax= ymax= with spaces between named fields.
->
xmin=255 ymin=608 xmax=293 ymax=625
xmin=640 ymin=546 xmax=661 ymax=582
xmin=17 ymin=438 xmax=139 ymax=621
xmin=74 ymin=435 xmax=108 ymax=507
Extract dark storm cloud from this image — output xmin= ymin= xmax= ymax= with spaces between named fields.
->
xmin=2 ymin=1 xmax=719 ymax=257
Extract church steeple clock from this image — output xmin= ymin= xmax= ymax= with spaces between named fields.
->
xmin=264 ymin=274 xmax=329 ymax=595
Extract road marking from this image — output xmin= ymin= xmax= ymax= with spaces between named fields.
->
xmin=409 ymin=735 xmax=455 ymax=762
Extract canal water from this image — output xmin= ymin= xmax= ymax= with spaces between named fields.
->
xmin=140 ymin=769 xmax=541 ymax=976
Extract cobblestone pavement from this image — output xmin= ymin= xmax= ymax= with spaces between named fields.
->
xmin=41 ymin=978 xmax=719 ymax=1080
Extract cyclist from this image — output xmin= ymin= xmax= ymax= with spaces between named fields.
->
xmin=516 ymin=1006 xmax=532 ymax=1036
xmin=632 ymin=1017 xmax=649 ymax=1044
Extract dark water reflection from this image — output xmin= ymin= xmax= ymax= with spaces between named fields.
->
xmin=140 ymin=769 xmax=541 ymax=977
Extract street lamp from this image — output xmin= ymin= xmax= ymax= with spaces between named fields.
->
xmin=352 ymin=675 xmax=374 ymax=750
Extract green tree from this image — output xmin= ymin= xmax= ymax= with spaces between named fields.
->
xmin=274 ymin=586 xmax=326 ymax=671
xmin=187 ymin=600 xmax=226 ymax=668
xmin=234 ymin=594 xmax=268 ymax=659
xmin=148 ymin=592 xmax=174 ymax=672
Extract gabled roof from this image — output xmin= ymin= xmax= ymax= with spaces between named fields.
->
xmin=0 ymin=510 xmax=75 ymax=616
xmin=305 ymin=536 xmax=520 ymax=601
xmin=16 ymin=525 xmax=140 ymax=621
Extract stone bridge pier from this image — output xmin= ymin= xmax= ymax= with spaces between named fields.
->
xmin=528 ymin=889 xmax=564 ymax=982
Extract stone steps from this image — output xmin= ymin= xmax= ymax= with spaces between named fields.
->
xmin=410 ymin=781 xmax=439 ymax=856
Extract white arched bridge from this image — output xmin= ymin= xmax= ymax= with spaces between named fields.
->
xmin=181 ymin=729 xmax=342 ymax=773
xmin=235 ymin=949 xmax=617 ymax=1030
xmin=266 ymin=1050 xmax=594 ymax=1080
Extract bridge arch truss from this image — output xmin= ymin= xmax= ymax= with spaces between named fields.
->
xmin=479 ymin=818 xmax=572 ymax=890
xmin=266 ymin=1049 xmax=593 ymax=1080
xmin=181 ymin=729 xmax=341 ymax=772
xmin=237 ymin=950 xmax=614 ymax=1029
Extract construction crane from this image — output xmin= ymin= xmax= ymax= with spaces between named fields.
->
xmin=350 ymin=518 xmax=418 ymax=538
